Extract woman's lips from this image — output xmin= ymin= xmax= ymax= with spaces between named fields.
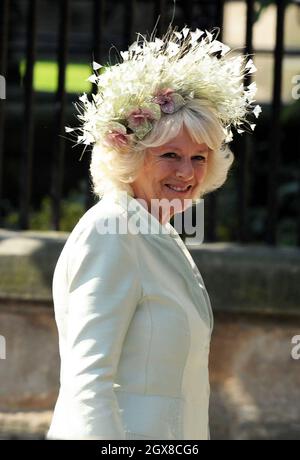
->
xmin=165 ymin=184 xmax=192 ymax=193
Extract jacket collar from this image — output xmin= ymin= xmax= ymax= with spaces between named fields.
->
xmin=102 ymin=190 xmax=214 ymax=333
xmin=103 ymin=189 xmax=179 ymax=239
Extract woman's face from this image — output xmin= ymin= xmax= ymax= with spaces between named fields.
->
xmin=131 ymin=125 xmax=210 ymax=221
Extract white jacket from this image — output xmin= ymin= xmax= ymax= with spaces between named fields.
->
xmin=47 ymin=190 xmax=213 ymax=440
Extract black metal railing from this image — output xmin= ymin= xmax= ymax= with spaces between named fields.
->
xmin=19 ymin=0 xmax=37 ymax=230
xmin=50 ymin=0 xmax=70 ymax=231
xmin=266 ymin=0 xmax=286 ymax=246
xmin=0 ymin=0 xmax=10 ymax=226
xmin=0 ymin=0 xmax=299 ymax=247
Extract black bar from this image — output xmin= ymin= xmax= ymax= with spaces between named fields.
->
xmin=181 ymin=0 xmax=193 ymax=24
xmin=205 ymin=193 xmax=217 ymax=242
xmin=0 ymin=0 xmax=10 ymax=227
xmin=205 ymin=0 xmax=224 ymax=243
xmin=216 ymin=0 xmax=224 ymax=38
xmin=236 ymin=0 xmax=255 ymax=243
xmin=50 ymin=0 xmax=70 ymax=230
xmin=205 ymin=0 xmax=224 ymax=242
xmin=18 ymin=0 xmax=37 ymax=230
xmin=153 ymin=0 xmax=167 ymax=36
xmin=92 ymin=0 xmax=105 ymax=65
xmin=266 ymin=0 xmax=286 ymax=245
xmin=298 ymin=134 xmax=300 ymax=247
xmin=84 ymin=0 xmax=106 ymax=212
xmin=124 ymin=0 xmax=136 ymax=47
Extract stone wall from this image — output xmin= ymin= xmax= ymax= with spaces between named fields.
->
xmin=0 ymin=230 xmax=299 ymax=439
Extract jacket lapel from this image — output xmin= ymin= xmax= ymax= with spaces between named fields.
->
xmin=104 ymin=190 xmax=214 ymax=334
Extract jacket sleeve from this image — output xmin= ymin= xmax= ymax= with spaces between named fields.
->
xmin=63 ymin=223 xmax=142 ymax=439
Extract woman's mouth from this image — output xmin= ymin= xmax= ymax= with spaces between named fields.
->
xmin=165 ymin=184 xmax=192 ymax=193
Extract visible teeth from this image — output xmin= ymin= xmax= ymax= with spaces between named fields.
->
xmin=166 ymin=184 xmax=190 ymax=192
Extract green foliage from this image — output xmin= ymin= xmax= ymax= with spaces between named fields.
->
xmin=282 ymin=100 xmax=300 ymax=125
xmin=4 ymin=189 xmax=87 ymax=232
xmin=29 ymin=196 xmax=52 ymax=230
xmin=19 ymin=60 xmax=92 ymax=93
xmin=29 ymin=190 xmax=86 ymax=232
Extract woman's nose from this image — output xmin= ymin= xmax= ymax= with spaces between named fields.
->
xmin=176 ymin=159 xmax=194 ymax=180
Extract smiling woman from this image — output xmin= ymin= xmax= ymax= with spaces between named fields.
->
xmin=90 ymin=98 xmax=234 ymax=213
xmin=48 ymin=25 xmax=260 ymax=440
xmin=131 ymin=122 xmax=217 ymax=223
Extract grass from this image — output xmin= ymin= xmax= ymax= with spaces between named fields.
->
xmin=20 ymin=60 xmax=92 ymax=93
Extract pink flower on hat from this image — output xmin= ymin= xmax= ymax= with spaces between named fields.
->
xmin=153 ymin=88 xmax=185 ymax=114
xmin=126 ymin=103 xmax=161 ymax=140
xmin=105 ymin=122 xmax=132 ymax=150
xmin=127 ymin=104 xmax=161 ymax=127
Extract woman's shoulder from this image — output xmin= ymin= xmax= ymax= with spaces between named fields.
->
xmin=66 ymin=195 xmax=134 ymax=250
xmin=77 ymin=196 xmax=126 ymax=228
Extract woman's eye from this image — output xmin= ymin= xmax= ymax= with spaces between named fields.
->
xmin=161 ymin=152 xmax=178 ymax=158
xmin=160 ymin=153 xmax=207 ymax=161
xmin=193 ymin=155 xmax=206 ymax=162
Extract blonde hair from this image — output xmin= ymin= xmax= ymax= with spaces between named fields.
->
xmin=89 ymin=99 xmax=234 ymax=200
